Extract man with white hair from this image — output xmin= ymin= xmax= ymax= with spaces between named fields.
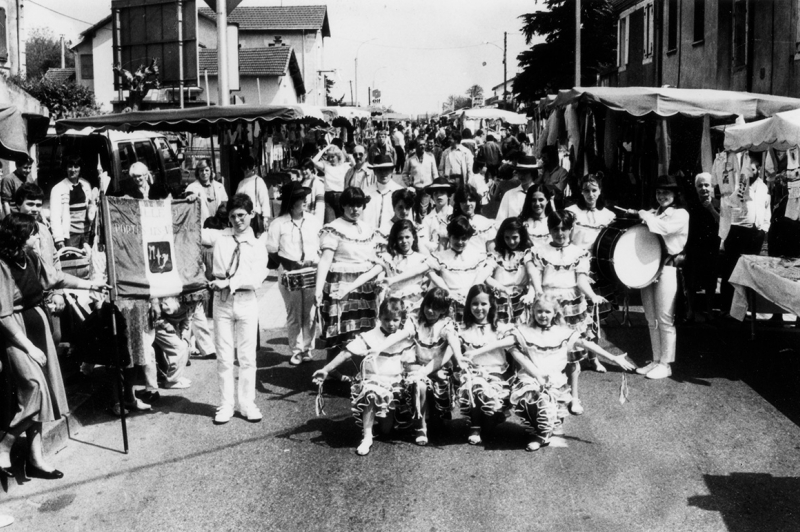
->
xmin=685 ymin=172 xmax=721 ymax=319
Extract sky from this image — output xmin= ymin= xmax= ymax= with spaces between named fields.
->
xmin=26 ymin=0 xmax=543 ymax=115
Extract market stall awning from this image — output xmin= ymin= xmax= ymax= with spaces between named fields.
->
xmin=459 ymin=108 xmax=528 ymax=125
xmin=723 ymin=108 xmax=800 ymax=152
xmin=0 ymin=104 xmax=49 ymax=160
xmin=321 ymin=106 xmax=371 ymax=120
xmin=551 ymin=87 xmax=800 ymax=120
xmin=55 ymin=104 xmax=328 ymax=136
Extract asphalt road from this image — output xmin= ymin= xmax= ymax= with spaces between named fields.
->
xmin=2 ymin=302 xmax=800 ymax=532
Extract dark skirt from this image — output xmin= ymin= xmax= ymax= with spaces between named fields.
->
xmin=1 ymin=306 xmax=68 ymax=430
xmin=320 ymin=269 xmax=379 ymax=349
xmin=494 ymin=290 xmax=527 ymax=325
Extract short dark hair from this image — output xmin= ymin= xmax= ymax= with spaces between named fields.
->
xmin=547 ymin=209 xmax=576 ymax=230
xmin=14 ymin=182 xmax=44 ymax=206
xmin=299 ymin=157 xmax=316 ymax=171
xmin=541 ymin=145 xmax=558 ymax=160
xmin=446 ymin=215 xmax=475 ymax=239
xmin=16 ymin=155 xmax=34 ymax=166
xmin=227 ymin=193 xmax=254 ymax=214
xmin=0 ymin=213 xmax=37 ymax=261
xmin=451 ymin=132 xmax=462 ymax=143
xmin=241 ymin=154 xmax=257 ymax=170
xmin=339 ymin=186 xmax=369 ymax=208
xmin=391 ymin=188 xmax=416 ymax=209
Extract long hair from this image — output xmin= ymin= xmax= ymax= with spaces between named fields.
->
xmin=519 ymin=183 xmax=553 ymax=222
xmin=462 ymin=283 xmax=497 ymax=329
xmin=413 ymin=187 xmax=434 ymax=224
xmin=530 ymin=292 xmax=566 ymax=329
xmin=494 ymin=217 xmax=531 ymax=257
xmin=547 ymin=209 xmax=576 ymax=230
xmin=575 ymin=173 xmax=607 ymax=210
xmin=387 ymin=219 xmax=419 ymax=256
xmin=452 ymin=186 xmax=482 ymax=217
xmin=446 ymin=215 xmax=475 ymax=239
xmin=418 ymin=287 xmax=451 ymax=325
xmin=0 ymin=213 xmax=37 ymax=261
xmin=194 ymin=158 xmax=215 ymax=180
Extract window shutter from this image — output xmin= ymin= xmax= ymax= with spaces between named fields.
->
xmin=0 ymin=8 xmax=8 ymax=63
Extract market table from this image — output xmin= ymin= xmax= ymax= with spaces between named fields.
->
xmin=729 ymin=255 xmax=800 ymax=338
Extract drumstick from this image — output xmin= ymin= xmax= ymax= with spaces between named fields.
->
xmin=613 ymin=206 xmax=638 ymax=216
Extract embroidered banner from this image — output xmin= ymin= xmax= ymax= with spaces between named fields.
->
xmin=106 ymin=197 xmax=205 ymax=298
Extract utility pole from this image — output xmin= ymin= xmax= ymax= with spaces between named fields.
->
xmin=217 ymin=1 xmax=230 ymax=106
xmin=575 ymin=0 xmax=581 ymax=86
xmin=60 ymin=34 xmax=65 ymax=68
xmin=503 ymin=31 xmax=508 ymax=109
xmin=349 ymin=80 xmax=354 ymax=106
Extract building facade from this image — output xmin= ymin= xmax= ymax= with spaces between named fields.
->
xmin=605 ymin=0 xmax=800 ymax=97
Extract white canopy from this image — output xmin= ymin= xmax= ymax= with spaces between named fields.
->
xmin=320 ymin=106 xmax=372 ymax=120
xmin=723 ymin=108 xmax=800 ymax=152
xmin=459 ymin=108 xmax=528 ymax=125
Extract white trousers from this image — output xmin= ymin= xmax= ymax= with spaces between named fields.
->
xmin=191 ymin=301 xmax=216 ymax=356
xmin=277 ymin=282 xmax=315 ymax=356
xmin=641 ymin=265 xmax=678 ymax=364
xmin=213 ymin=291 xmax=259 ymax=411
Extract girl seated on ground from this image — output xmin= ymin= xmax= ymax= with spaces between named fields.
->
xmin=475 ymin=293 xmax=634 ymax=452
xmin=312 ymin=298 xmax=416 ymax=456
xmin=457 ymin=284 xmax=514 ymax=446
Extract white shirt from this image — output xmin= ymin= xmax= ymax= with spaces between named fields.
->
xmin=265 ymin=213 xmax=322 ymax=264
xmin=210 ymin=228 xmax=269 ymax=293
xmin=495 ymin=184 xmax=527 ymax=226
xmin=439 ymin=145 xmax=474 ymax=180
xmin=236 ymin=175 xmax=271 ymax=218
xmin=185 ymin=180 xmax=228 ymax=221
xmin=640 ymin=206 xmax=689 ymax=256
xmin=363 ymin=180 xmax=404 ymax=230
xmin=403 ymin=152 xmax=438 ymax=188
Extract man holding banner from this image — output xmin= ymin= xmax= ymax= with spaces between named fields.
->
xmin=207 ymin=194 xmax=269 ymax=424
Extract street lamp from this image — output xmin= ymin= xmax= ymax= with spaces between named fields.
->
xmin=483 ymin=36 xmax=508 ymax=106
xmin=354 ymin=38 xmax=376 ymax=107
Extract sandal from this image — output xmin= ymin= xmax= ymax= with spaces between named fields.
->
xmin=526 ymin=441 xmax=542 ymax=452
xmin=124 ymin=399 xmax=153 ymax=412
xmin=467 ymin=428 xmax=482 ymax=445
xmin=414 ymin=429 xmax=428 ymax=446
xmin=289 ymin=353 xmax=303 ymax=366
xmin=301 ymin=351 xmax=314 ymax=362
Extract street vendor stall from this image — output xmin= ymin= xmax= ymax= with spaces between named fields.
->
xmin=0 ymin=104 xmax=49 ymax=161
xmin=723 ymin=108 xmax=800 ymax=152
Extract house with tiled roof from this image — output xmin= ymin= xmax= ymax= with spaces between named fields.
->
xmin=197 ymin=5 xmax=330 ymax=105
xmin=72 ymin=15 xmax=114 ymax=111
xmin=198 ymin=45 xmax=305 ymax=105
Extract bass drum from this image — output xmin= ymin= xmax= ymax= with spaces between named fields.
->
xmin=593 ymin=219 xmax=665 ymax=289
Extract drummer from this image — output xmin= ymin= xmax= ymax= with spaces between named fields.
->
xmin=266 ymin=182 xmax=322 ymax=365
xmin=565 ymin=173 xmax=616 ymax=372
xmin=635 ymin=175 xmax=689 ymax=380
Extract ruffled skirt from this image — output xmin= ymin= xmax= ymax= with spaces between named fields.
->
xmin=350 ymin=373 xmax=404 ymax=427
xmin=457 ymin=366 xmax=510 ymax=418
xmin=509 ymin=373 xmax=571 ymax=443
xmin=494 ymin=288 xmax=527 ymax=325
xmin=321 ymin=269 xmax=379 ymax=349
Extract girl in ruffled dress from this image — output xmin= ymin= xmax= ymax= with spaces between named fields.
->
xmin=528 ymin=210 xmax=607 ymax=416
xmin=428 ymin=216 xmax=492 ymax=323
xmin=457 ymin=284 xmax=514 ymax=445
xmin=312 ymin=298 xmax=415 ymax=456
xmin=378 ymin=220 xmax=434 ymax=312
xmin=508 ymin=294 xmax=634 ymax=451
xmin=518 ymin=184 xmax=553 ymax=250
xmin=486 ymin=218 xmax=535 ymax=324
xmin=451 ymin=186 xmax=496 ymax=256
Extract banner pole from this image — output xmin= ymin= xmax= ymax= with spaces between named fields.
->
xmin=101 ymin=193 xmax=130 ymax=453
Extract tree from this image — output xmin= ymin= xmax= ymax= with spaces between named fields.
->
xmin=6 ymin=75 xmax=100 ymax=119
xmin=442 ymin=94 xmax=470 ymax=112
xmin=26 ymin=28 xmax=74 ymax=79
xmin=325 ymin=77 xmax=344 ymax=106
xmin=465 ymin=84 xmax=484 ymax=106
xmin=113 ymin=59 xmax=160 ymax=112
xmin=514 ymin=0 xmax=616 ymax=105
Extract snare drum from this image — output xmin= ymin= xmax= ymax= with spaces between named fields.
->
xmin=593 ymin=219 xmax=665 ymax=288
xmin=279 ymin=267 xmax=316 ymax=291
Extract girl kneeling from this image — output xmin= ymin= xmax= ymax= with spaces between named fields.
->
xmin=509 ymin=294 xmax=634 ymax=452
xmin=312 ymin=298 xmax=415 ymax=456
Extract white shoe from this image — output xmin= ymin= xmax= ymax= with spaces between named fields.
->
xmin=214 ymin=406 xmax=234 ymax=424
xmin=162 ymin=378 xmax=191 ymax=389
xmin=356 ymin=437 xmax=373 ymax=456
xmin=645 ymin=364 xmax=672 ymax=380
xmin=636 ymin=361 xmax=658 ymax=375
xmin=0 ymin=515 xmax=14 ymax=528
xmin=569 ymin=399 xmax=584 ymax=416
xmin=526 ymin=440 xmax=542 ymax=452
xmin=240 ymin=407 xmax=263 ymax=422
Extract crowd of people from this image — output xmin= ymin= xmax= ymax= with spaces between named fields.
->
xmin=0 ymin=117 xmax=794 ymax=472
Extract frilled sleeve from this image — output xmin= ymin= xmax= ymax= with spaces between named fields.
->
xmin=343 ymin=333 xmax=370 ymax=357
xmin=528 ymin=247 xmax=544 ymax=270
xmin=438 ymin=317 xmax=456 ymax=341
xmin=575 ymin=249 xmax=591 ymax=275
xmin=319 ymin=226 xmax=340 ymax=253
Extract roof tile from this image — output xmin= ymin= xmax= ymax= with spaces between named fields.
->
xmin=198 ymin=6 xmax=328 ymax=32
xmin=199 ymin=47 xmax=291 ymax=76
xmin=43 ymin=68 xmax=76 ymax=84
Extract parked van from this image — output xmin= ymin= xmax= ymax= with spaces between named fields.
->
xmin=37 ymin=128 xmax=184 ymax=202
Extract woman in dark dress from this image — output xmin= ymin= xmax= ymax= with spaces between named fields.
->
xmin=0 ymin=214 xmax=107 ymax=480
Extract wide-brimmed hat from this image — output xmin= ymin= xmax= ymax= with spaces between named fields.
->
xmin=654 ymin=174 xmax=680 ymax=190
xmin=516 ymin=155 xmax=541 ymax=169
xmin=280 ymin=181 xmax=311 ymax=206
xmin=369 ymin=153 xmax=394 ymax=169
xmin=427 ymin=177 xmax=454 ymax=194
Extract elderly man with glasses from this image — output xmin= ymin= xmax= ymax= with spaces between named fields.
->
xmin=50 ymin=155 xmax=97 ymax=250
xmin=344 ymin=145 xmax=375 ymax=189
